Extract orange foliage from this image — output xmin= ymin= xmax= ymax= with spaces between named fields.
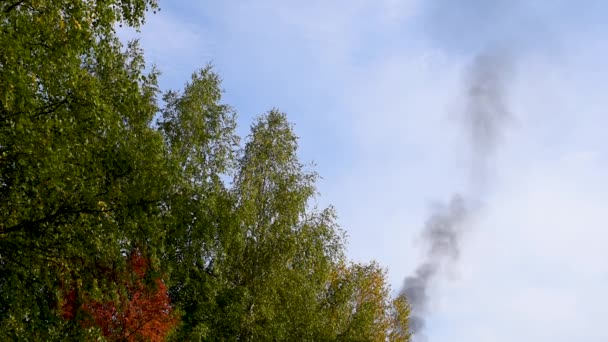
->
xmin=62 ymin=251 xmax=177 ymax=341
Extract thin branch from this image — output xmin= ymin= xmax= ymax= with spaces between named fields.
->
xmin=3 ymin=0 xmax=26 ymax=14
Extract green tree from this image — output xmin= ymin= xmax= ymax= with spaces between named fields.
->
xmin=0 ymin=0 xmax=170 ymax=338
xmin=157 ymin=67 xmax=241 ymax=341
xmin=225 ymin=111 xmax=346 ymax=341
xmin=319 ymin=262 xmax=412 ymax=341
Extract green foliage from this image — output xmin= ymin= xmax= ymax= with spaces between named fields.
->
xmin=157 ymin=68 xmax=241 ymax=341
xmin=1 ymin=1 xmax=411 ymax=340
xmin=0 ymin=0 xmax=166 ymax=338
xmin=226 ymin=111 xmax=344 ymax=341
xmin=318 ymin=262 xmax=412 ymax=341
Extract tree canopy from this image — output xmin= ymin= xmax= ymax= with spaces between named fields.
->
xmin=0 ymin=0 xmax=411 ymax=340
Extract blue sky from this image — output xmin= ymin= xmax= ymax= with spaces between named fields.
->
xmin=121 ymin=1 xmax=608 ymax=341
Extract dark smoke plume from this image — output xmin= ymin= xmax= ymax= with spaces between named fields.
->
xmin=401 ymin=51 xmax=511 ymax=338
xmin=465 ymin=51 xmax=512 ymax=188
xmin=402 ymin=196 xmax=467 ymax=335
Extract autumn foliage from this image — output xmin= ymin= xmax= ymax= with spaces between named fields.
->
xmin=62 ymin=252 xmax=177 ymax=341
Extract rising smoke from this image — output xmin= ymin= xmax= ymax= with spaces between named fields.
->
xmin=401 ymin=51 xmax=512 ymax=338
xmin=465 ymin=52 xmax=512 ymax=190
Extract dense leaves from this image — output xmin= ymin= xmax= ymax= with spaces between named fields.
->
xmin=62 ymin=251 xmax=177 ymax=341
xmin=0 ymin=0 xmax=166 ymax=338
xmin=0 ymin=0 xmax=411 ymax=340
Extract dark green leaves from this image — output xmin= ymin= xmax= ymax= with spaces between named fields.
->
xmin=0 ymin=0 xmax=167 ymax=338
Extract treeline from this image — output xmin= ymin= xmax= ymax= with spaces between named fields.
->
xmin=0 ymin=0 xmax=411 ymax=340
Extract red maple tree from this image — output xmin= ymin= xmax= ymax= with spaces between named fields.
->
xmin=62 ymin=251 xmax=178 ymax=341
